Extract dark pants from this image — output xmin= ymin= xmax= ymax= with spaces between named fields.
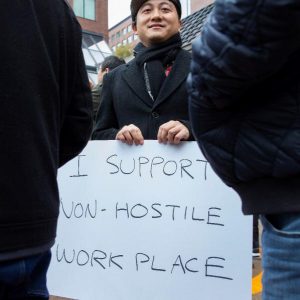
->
xmin=0 ymin=251 xmax=51 ymax=300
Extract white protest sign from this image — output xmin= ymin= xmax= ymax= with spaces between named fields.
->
xmin=48 ymin=141 xmax=252 ymax=300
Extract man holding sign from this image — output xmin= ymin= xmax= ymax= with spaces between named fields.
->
xmin=92 ymin=0 xmax=194 ymax=145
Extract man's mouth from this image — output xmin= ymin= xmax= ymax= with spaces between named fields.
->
xmin=149 ymin=24 xmax=164 ymax=29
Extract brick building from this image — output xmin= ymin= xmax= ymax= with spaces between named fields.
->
xmin=67 ymin=0 xmax=108 ymax=40
xmin=109 ymin=16 xmax=139 ymax=53
xmin=67 ymin=0 xmax=112 ymax=83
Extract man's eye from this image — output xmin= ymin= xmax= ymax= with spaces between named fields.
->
xmin=161 ymin=7 xmax=171 ymax=12
xmin=142 ymin=8 xmax=151 ymax=13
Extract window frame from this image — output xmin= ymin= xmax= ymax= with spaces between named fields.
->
xmin=73 ymin=0 xmax=96 ymax=21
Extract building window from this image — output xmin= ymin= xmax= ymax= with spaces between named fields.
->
xmin=116 ymin=31 xmax=121 ymax=39
xmin=123 ymin=28 xmax=127 ymax=35
xmin=128 ymin=35 xmax=133 ymax=44
xmin=127 ymin=25 xmax=132 ymax=33
xmin=73 ymin=0 xmax=96 ymax=20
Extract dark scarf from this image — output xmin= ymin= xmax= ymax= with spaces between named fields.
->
xmin=134 ymin=33 xmax=182 ymax=100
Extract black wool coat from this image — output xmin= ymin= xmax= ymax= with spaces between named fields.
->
xmin=92 ymin=49 xmax=193 ymax=141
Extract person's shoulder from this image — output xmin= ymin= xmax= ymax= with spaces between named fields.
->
xmin=113 ymin=62 xmax=129 ymax=73
xmin=174 ymin=48 xmax=191 ymax=65
xmin=59 ymin=0 xmax=81 ymax=27
xmin=179 ymin=48 xmax=191 ymax=59
xmin=106 ymin=60 xmax=133 ymax=79
xmin=61 ymin=0 xmax=77 ymax=15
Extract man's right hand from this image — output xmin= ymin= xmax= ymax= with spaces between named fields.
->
xmin=115 ymin=124 xmax=144 ymax=145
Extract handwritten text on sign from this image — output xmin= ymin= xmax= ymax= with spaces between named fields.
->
xmin=48 ymin=141 xmax=252 ymax=300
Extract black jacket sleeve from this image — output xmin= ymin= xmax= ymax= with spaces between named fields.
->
xmin=188 ymin=0 xmax=300 ymax=109
xmin=59 ymin=45 xmax=93 ymax=167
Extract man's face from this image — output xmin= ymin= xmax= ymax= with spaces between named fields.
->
xmin=133 ymin=0 xmax=181 ymax=47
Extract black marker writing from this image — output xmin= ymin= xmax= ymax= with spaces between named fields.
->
xmin=106 ymin=154 xmax=208 ymax=180
xmin=205 ymin=257 xmax=233 ymax=280
xmin=56 ymin=244 xmax=123 ymax=270
xmin=60 ymin=199 xmax=97 ymax=219
xmin=70 ymin=155 xmax=88 ymax=177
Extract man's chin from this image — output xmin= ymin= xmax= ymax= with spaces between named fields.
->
xmin=147 ymin=35 xmax=168 ymax=45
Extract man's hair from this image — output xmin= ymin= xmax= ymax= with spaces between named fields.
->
xmin=100 ymin=55 xmax=125 ymax=72
xmin=130 ymin=0 xmax=182 ymax=24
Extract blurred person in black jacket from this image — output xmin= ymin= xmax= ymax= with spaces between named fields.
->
xmin=188 ymin=0 xmax=300 ymax=298
xmin=0 ymin=0 xmax=92 ymax=298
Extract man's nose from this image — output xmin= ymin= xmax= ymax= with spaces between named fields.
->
xmin=150 ymin=8 xmax=162 ymax=19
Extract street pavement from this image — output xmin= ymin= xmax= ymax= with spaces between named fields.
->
xmin=252 ymin=256 xmax=262 ymax=300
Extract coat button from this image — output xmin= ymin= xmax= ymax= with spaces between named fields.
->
xmin=152 ymin=112 xmax=159 ymax=118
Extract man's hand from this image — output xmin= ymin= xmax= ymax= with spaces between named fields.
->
xmin=116 ymin=124 xmax=144 ymax=145
xmin=157 ymin=121 xmax=190 ymax=144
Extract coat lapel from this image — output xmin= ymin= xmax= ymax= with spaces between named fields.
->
xmin=154 ymin=50 xmax=191 ymax=108
xmin=122 ymin=61 xmax=153 ymax=107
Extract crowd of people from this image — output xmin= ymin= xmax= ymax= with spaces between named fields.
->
xmin=1 ymin=0 xmax=299 ymax=299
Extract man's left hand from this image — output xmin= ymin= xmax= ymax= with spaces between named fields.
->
xmin=157 ymin=121 xmax=190 ymax=144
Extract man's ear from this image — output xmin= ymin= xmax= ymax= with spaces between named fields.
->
xmin=132 ymin=23 xmax=138 ymax=35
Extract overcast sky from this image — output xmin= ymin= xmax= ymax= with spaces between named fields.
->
xmin=108 ymin=0 xmax=131 ymax=28
xmin=108 ymin=0 xmax=190 ymax=28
